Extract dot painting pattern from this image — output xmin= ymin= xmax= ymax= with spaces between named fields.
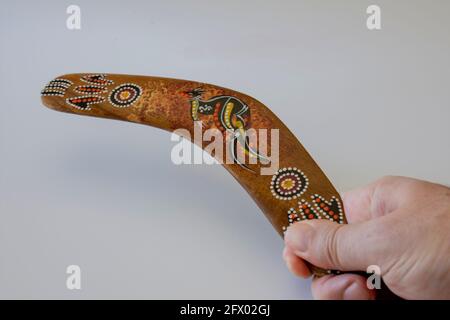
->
xmin=286 ymin=208 xmax=301 ymax=225
xmin=65 ymin=74 xmax=113 ymax=110
xmin=42 ymin=74 xmax=143 ymax=111
xmin=81 ymin=74 xmax=114 ymax=86
xmin=311 ymin=194 xmax=344 ymax=224
xmin=66 ymin=96 xmax=105 ymax=111
xmin=298 ymin=199 xmax=321 ymax=220
xmin=41 ymin=78 xmax=73 ymax=96
xmin=74 ymin=85 xmax=108 ymax=94
xmin=108 ymin=83 xmax=142 ymax=108
xmin=281 ymin=195 xmax=345 ymax=233
xmin=270 ymin=167 xmax=309 ymax=200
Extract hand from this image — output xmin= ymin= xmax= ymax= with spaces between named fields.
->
xmin=283 ymin=176 xmax=450 ymax=300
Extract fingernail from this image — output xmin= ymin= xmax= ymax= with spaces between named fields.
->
xmin=285 ymin=222 xmax=314 ymax=253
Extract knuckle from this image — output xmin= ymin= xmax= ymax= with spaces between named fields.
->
xmin=377 ymin=175 xmax=400 ymax=186
xmin=322 ymin=223 xmax=342 ymax=267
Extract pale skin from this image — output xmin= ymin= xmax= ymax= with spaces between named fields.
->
xmin=283 ymin=176 xmax=450 ymax=300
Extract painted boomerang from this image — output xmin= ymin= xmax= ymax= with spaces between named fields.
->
xmin=41 ymin=73 xmax=347 ymax=276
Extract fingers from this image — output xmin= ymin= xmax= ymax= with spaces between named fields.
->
xmin=283 ymin=176 xmax=424 ymax=297
xmin=284 ymin=218 xmax=389 ymax=271
xmin=342 ymin=175 xmax=417 ymax=223
xmin=282 ymin=246 xmax=311 ymax=278
xmin=312 ymin=274 xmax=376 ymax=300
xmin=341 ymin=185 xmax=375 ymax=223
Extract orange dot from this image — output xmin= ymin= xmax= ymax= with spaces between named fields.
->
xmin=119 ymin=90 xmax=131 ymax=100
xmin=308 ymin=214 xmax=314 ymax=219
xmin=281 ymin=179 xmax=295 ymax=190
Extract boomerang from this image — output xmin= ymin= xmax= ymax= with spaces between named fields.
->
xmin=41 ymin=73 xmax=347 ymax=276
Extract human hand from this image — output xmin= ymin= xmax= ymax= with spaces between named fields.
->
xmin=283 ymin=176 xmax=450 ymax=299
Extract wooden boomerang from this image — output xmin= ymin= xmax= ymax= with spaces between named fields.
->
xmin=41 ymin=73 xmax=347 ymax=277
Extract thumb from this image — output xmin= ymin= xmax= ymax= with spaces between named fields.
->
xmin=284 ymin=218 xmax=387 ymax=272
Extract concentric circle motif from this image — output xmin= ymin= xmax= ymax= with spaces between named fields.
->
xmin=108 ymin=83 xmax=142 ymax=108
xmin=270 ymin=167 xmax=309 ymax=200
